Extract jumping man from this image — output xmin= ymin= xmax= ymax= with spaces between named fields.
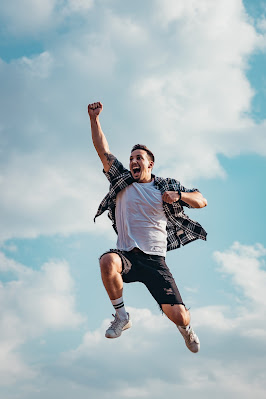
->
xmin=88 ymin=101 xmax=207 ymax=353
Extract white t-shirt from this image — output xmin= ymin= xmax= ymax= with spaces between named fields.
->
xmin=115 ymin=181 xmax=167 ymax=256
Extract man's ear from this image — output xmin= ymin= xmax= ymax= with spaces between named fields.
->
xmin=149 ymin=161 xmax=154 ymax=169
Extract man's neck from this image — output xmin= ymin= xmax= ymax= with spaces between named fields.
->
xmin=138 ymin=176 xmax=153 ymax=183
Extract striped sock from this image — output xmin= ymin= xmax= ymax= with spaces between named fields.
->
xmin=111 ymin=296 xmax=128 ymax=320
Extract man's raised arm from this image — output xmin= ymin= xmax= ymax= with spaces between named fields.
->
xmin=88 ymin=102 xmax=115 ymax=172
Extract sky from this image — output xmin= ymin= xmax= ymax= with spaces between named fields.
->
xmin=0 ymin=0 xmax=266 ymax=398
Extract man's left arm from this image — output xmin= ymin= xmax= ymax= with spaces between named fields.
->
xmin=162 ymin=190 xmax=207 ymax=208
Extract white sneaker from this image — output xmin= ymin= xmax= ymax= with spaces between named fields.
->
xmin=105 ymin=313 xmax=132 ymax=339
xmin=178 ymin=325 xmax=200 ymax=353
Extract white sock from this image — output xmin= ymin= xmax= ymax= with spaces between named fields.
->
xmin=111 ymin=296 xmax=128 ymax=320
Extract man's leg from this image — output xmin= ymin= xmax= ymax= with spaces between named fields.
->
xmin=100 ymin=252 xmax=123 ymax=300
xmin=162 ymin=304 xmax=200 ymax=353
xmin=100 ymin=252 xmax=132 ymax=338
xmin=137 ymin=253 xmax=200 ymax=353
xmin=161 ymin=304 xmax=190 ymax=326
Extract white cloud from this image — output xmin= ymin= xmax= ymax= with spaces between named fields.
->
xmin=0 ymin=0 xmax=58 ymax=35
xmin=64 ymin=0 xmax=94 ymax=14
xmin=15 ymin=365 xmax=266 ymax=399
xmin=27 ymin=297 xmax=265 ymax=399
xmin=0 ymin=0 xmax=265 ymax=239
xmin=214 ymin=241 xmax=266 ymax=306
xmin=0 ymin=151 xmax=113 ymax=241
xmin=191 ymin=242 xmax=266 ymax=339
xmin=0 ymin=347 xmax=36 ymax=387
xmin=67 ymin=307 xmax=170 ymax=358
xmin=257 ymin=17 xmax=266 ymax=34
xmin=0 ymin=0 xmax=94 ymax=36
xmin=154 ymin=0 xmax=261 ymax=68
xmin=131 ymin=0 xmax=266 ymax=181
xmin=1 ymin=239 xmax=266 ymax=397
xmin=32 ymin=241 xmax=264 ymax=399
xmin=0 ymin=252 xmax=85 ymax=384
xmin=105 ymin=11 xmax=149 ymax=45
xmin=1 ymin=1 xmax=266 ymax=397
xmin=16 ymin=52 xmax=54 ymax=79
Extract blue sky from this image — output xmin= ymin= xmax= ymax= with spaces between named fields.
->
xmin=0 ymin=1 xmax=266 ymax=398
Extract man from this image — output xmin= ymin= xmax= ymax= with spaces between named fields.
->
xmin=88 ymin=101 xmax=207 ymax=353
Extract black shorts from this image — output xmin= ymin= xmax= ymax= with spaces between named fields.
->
xmin=100 ymin=248 xmax=184 ymax=310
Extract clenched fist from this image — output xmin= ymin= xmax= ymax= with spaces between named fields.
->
xmin=162 ymin=191 xmax=181 ymax=204
xmin=88 ymin=102 xmax=103 ymax=118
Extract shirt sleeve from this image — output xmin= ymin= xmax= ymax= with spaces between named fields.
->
xmin=179 ymin=183 xmax=199 ymax=193
xmin=103 ymin=158 xmax=130 ymax=184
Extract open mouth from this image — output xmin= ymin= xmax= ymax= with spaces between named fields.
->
xmin=132 ymin=167 xmax=141 ymax=177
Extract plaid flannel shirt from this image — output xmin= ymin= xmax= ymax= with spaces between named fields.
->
xmin=94 ymin=158 xmax=207 ymax=251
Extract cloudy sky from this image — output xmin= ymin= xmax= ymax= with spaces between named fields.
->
xmin=0 ymin=0 xmax=266 ymax=398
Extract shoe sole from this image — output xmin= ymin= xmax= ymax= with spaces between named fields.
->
xmin=185 ymin=342 xmax=200 ymax=353
xmin=105 ymin=320 xmax=132 ymax=339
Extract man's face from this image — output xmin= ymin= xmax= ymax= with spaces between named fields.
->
xmin=129 ymin=149 xmax=154 ymax=183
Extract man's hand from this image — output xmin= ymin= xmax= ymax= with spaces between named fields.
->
xmin=162 ymin=191 xmax=180 ymax=204
xmin=88 ymin=102 xmax=103 ymax=119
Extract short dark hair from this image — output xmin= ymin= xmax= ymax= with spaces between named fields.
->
xmin=131 ymin=144 xmax=155 ymax=163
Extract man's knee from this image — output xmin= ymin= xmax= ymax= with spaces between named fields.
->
xmin=99 ymin=253 xmax=122 ymax=275
xmin=162 ymin=304 xmax=190 ymax=326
